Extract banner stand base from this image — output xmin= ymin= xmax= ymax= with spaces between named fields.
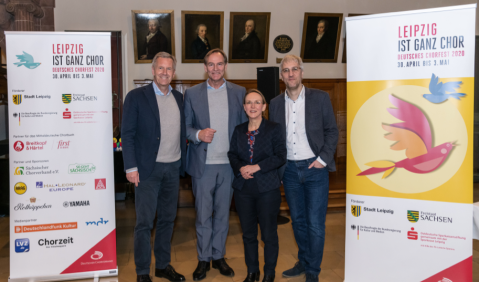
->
xmin=8 ymin=267 xmax=118 ymax=282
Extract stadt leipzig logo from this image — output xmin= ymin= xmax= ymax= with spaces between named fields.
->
xmin=12 ymin=94 xmax=22 ymax=105
xmin=407 ymin=210 xmax=419 ymax=223
xmin=14 ymin=51 xmax=41 ymax=69
xmin=351 ymin=205 xmax=361 ymax=217
xmin=62 ymin=94 xmax=72 ymax=104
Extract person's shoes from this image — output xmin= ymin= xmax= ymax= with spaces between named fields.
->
xmin=137 ymin=275 xmax=153 ymax=282
xmin=282 ymin=261 xmax=305 ymax=278
xmin=193 ymin=261 xmax=210 ymax=281
xmin=262 ymin=274 xmax=275 ymax=282
xmin=155 ymin=265 xmax=186 ymax=282
xmin=243 ymin=272 xmax=260 ymax=282
xmin=212 ymin=258 xmax=235 ymax=277
xmin=305 ymin=273 xmax=319 ymax=282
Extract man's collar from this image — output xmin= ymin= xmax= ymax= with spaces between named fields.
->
xmin=207 ymin=79 xmax=226 ymax=90
xmin=152 ymin=81 xmax=172 ymax=96
xmin=285 ymin=85 xmax=305 ymax=101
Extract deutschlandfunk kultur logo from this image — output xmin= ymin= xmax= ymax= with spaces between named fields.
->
xmin=14 ymin=52 xmax=40 ymax=69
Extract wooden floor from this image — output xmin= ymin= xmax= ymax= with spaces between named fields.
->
xmin=1 ymin=187 xmax=479 ymax=281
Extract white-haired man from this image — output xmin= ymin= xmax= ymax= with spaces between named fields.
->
xmin=140 ymin=19 xmax=168 ymax=60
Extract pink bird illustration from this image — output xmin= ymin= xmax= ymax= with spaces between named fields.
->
xmin=357 ymin=95 xmax=455 ymax=178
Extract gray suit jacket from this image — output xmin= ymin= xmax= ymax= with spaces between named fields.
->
xmin=269 ymin=87 xmax=339 ymax=178
xmin=184 ymin=81 xmax=248 ymax=178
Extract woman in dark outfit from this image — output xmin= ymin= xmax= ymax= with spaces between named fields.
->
xmin=228 ymin=89 xmax=287 ymax=282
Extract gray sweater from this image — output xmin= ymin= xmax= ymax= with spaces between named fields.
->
xmin=206 ymin=87 xmax=230 ymax=164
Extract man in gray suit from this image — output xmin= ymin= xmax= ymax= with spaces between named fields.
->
xmin=269 ymin=54 xmax=338 ymax=282
xmin=184 ymin=48 xmax=247 ymax=281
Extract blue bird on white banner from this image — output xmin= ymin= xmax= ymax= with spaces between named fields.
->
xmin=423 ymin=73 xmax=465 ymax=103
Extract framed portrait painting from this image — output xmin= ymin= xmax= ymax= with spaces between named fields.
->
xmin=228 ymin=12 xmax=271 ymax=63
xmin=300 ymin=13 xmax=343 ymax=63
xmin=182 ymin=11 xmax=224 ymax=63
xmin=132 ymin=10 xmax=175 ymax=64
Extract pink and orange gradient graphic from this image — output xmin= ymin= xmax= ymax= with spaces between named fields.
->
xmin=357 ymin=95 xmax=455 ymax=179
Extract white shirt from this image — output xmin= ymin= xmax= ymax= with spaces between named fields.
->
xmin=316 ymin=33 xmax=324 ymax=43
xmin=285 ymin=85 xmax=326 ymax=166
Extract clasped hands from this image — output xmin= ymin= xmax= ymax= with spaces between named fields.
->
xmin=240 ymin=164 xmax=260 ymax=179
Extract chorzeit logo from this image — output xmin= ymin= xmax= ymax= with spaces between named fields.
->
xmin=91 ymin=251 xmax=103 ymax=260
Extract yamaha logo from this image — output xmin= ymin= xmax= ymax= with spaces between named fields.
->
xmin=63 ymin=200 xmax=90 ymax=208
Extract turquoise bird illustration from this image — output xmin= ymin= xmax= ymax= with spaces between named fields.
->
xmin=423 ymin=73 xmax=465 ymax=103
xmin=14 ymin=51 xmax=41 ymax=69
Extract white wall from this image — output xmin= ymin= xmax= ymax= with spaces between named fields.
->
xmin=55 ymin=0 xmax=477 ymax=93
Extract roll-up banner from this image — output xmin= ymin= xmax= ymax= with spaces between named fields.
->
xmin=346 ymin=4 xmax=475 ymax=282
xmin=7 ymin=32 xmax=117 ymax=281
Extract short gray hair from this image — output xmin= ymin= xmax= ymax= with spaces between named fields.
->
xmin=148 ymin=19 xmax=160 ymax=28
xmin=152 ymin=52 xmax=177 ymax=70
xmin=196 ymin=24 xmax=207 ymax=34
xmin=280 ymin=54 xmax=303 ymax=71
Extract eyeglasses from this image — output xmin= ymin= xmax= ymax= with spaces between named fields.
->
xmin=281 ymin=67 xmax=301 ymax=74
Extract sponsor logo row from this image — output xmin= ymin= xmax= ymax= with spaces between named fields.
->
xmin=14 ymin=163 xmax=96 ymax=176
xmin=13 ymin=178 xmax=106 ymax=195
xmin=12 ymin=108 xmax=107 ymax=124
xmin=13 ymin=140 xmax=71 ymax=152
xmin=12 ymin=93 xmax=98 ymax=105
xmin=350 ymin=204 xmax=453 ymax=224
xmin=13 ymin=198 xmax=91 ymax=212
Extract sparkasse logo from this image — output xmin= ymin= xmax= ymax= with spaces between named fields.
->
xmin=63 ymin=108 xmax=71 ymax=119
xmin=407 ymin=227 xmax=418 ymax=240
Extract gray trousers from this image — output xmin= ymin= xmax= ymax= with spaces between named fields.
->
xmin=134 ymin=160 xmax=180 ymax=275
xmin=192 ymin=164 xmax=234 ymax=261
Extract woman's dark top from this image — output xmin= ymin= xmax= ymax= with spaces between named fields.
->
xmin=228 ymin=118 xmax=286 ymax=193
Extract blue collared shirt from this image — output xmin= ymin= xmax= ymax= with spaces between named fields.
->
xmin=152 ymin=81 xmax=172 ymax=96
xmin=206 ymin=79 xmax=226 ymax=90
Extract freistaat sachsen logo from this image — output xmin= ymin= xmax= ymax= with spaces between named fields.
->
xmin=62 ymin=94 xmax=71 ymax=104
xmin=14 ymin=52 xmax=41 ymax=69
xmin=407 ymin=210 xmax=419 ymax=223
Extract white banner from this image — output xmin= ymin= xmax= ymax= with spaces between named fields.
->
xmin=7 ymin=32 xmax=117 ymax=281
xmin=346 ymin=4 xmax=475 ymax=282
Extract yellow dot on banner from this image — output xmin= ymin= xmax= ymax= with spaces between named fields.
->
xmin=350 ymin=85 xmax=467 ymax=194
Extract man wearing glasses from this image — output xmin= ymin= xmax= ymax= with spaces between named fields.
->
xmin=184 ymin=48 xmax=247 ymax=281
xmin=122 ymin=52 xmax=186 ymax=282
xmin=269 ymin=54 xmax=338 ymax=282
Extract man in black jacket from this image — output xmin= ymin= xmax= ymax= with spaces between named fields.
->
xmin=269 ymin=54 xmax=338 ymax=282
xmin=191 ymin=24 xmax=211 ymax=59
xmin=140 ymin=19 xmax=168 ymax=60
xmin=235 ymin=19 xmax=261 ymax=59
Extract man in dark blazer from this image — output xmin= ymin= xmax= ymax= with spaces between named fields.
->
xmin=122 ymin=52 xmax=186 ymax=282
xmin=269 ymin=54 xmax=338 ymax=282
xmin=235 ymin=19 xmax=261 ymax=59
xmin=191 ymin=24 xmax=211 ymax=59
xmin=184 ymin=49 xmax=247 ymax=281
xmin=304 ymin=19 xmax=335 ymax=60
xmin=140 ymin=19 xmax=168 ymax=60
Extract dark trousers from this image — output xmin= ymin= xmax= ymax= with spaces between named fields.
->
xmin=283 ymin=157 xmax=329 ymax=276
xmin=234 ymin=182 xmax=281 ymax=275
xmin=134 ymin=160 xmax=180 ymax=275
